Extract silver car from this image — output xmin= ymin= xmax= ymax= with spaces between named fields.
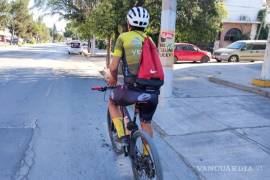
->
xmin=213 ymin=40 xmax=267 ymax=62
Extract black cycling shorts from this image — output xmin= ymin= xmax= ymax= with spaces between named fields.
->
xmin=110 ymin=85 xmax=158 ymax=123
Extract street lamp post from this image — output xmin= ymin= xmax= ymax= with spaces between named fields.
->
xmin=252 ymin=0 xmax=270 ymax=87
xmin=158 ymin=0 xmax=177 ymax=98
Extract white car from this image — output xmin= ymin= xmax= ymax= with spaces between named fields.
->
xmin=68 ymin=41 xmax=83 ymax=55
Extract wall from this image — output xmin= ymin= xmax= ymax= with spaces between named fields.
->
xmin=219 ymin=23 xmax=253 ymax=47
xmin=223 ymin=0 xmax=265 ymax=22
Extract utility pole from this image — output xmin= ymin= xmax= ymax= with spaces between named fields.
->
xmin=158 ymin=0 xmax=177 ymax=98
xmin=252 ymin=1 xmax=270 ymax=87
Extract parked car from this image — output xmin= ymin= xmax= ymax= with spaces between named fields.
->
xmin=213 ymin=40 xmax=267 ymax=62
xmin=174 ymin=43 xmax=211 ymax=63
xmin=68 ymin=40 xmax=83 ymax=55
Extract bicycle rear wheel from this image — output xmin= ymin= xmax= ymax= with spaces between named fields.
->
xmin=107 ymin=110 xmax=124 ymax=154
xmin=130 ymin=130 xmax=163 ymax=180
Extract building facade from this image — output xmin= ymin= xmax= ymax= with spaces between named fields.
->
xmin=217 ymin=0 xmax=266 ymax=48
xmin=0 ymin=28 xmax=11 ymax=43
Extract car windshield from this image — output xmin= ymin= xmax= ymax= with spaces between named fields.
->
xmin=71 ymin=43 xmax=80 ymax=48
xmin=226 ymin=42 xmax=245 ymax=49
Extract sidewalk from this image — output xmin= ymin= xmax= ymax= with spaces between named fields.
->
xmin=82 ymin=48 xmax=107 ymax=57
xmin=208 ymin=62 xmax=270 ymax=98
xmin=154 ymin=62 xmax=270 ymax=180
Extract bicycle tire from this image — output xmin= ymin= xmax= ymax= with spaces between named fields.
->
xmin=107 ymin=109 xmax=124 ymax=154
xmin=130 ymin=130 xmax=163 ymax=180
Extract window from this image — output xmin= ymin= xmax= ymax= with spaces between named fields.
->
xmin=252 ymin=44 xmax=266 ymax=50
xmin=226 ymin=42 xmax=245 ymax=49
xmin=71 ymin=43 xmax=80 ymax=48
xmin=224 ymin=28 xmax=242 ymax=42
xmin=183 ymin=45 xmax=195 ymax=51
xmin=246 ymin=44 xmax=253 ymax=50
xmin=175 ymin=45 xmax=184 ymax=50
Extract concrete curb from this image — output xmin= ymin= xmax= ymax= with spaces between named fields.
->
xmin=252 ymin=79 xmax=270 ymax=87
xmin=209 ymin=76 xmax=270 ymax=98
xmin=82 ymin=51 xmax=107 ymax=58
xmin=99 ymin=70 xmax=106 ymax=77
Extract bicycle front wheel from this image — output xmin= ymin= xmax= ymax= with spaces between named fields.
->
xmin=130 ymin=130 xmax=163 ymax=180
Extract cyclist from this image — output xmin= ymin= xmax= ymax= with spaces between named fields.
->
xmin=106 ymin=7 xmax=159 ymax=154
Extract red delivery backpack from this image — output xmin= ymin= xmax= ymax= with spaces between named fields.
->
xmin=122 ymin=32 xmax=164 ymax=90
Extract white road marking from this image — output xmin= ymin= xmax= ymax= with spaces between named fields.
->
xmin=46 ymin=82 xmax=54 ymax=97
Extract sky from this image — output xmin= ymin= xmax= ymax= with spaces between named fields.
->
xmin=29 ymin=0 xmax=67 ymax=32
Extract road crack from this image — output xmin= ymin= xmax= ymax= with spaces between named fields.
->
xmin=14 ymin=118 xmax=39 ymax=180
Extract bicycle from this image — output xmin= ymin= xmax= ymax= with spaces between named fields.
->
xmin=92 ymin=85 xmax=163 ymax=180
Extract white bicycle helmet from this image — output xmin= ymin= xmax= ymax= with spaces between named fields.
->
xmin=127 ymin=7 xmax=150 ymax=28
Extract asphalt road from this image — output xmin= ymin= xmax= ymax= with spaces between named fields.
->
xmin=0 ymin=44 xmax=136 ymax=180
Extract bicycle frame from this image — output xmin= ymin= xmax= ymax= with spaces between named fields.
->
xmin=120 ymin=105 xmax=139 ymax=156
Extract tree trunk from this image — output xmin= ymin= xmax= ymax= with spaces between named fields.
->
xmin=87 ymin=38 xmax=91 ymax=53
xmin=114 ymin=28 xmax=120 ymax=42
xmin=91 ymin=36 xmax=96 ymax=56
xmin=256 ymin=23 xmax=263 ymax=40
xmin=106 ymin=36 xmax=112 ymax=68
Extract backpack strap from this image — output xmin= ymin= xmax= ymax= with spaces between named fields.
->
xmin=121 ymin=47 xmax=129 ymax=76
xmin=121 ymin=46 xmax=137 ymax=85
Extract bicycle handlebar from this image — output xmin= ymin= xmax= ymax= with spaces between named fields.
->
xmin=91 ymin=86 xmax=116 ymax=92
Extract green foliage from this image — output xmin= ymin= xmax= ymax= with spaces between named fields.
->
xmin=4 ymin=0 xmax=51 ymax=43
xmin=96 ymin=39 xmax=106 ymax=49
xmin=87 ymin=0 xmax=162 ymax=41
xmin=35 ymin=0 xmax=226 ymax=45
xmin=176 ymin=0 xmax=226 ymax=44
xmin=87 ymin=0 xmax=116 ymax=39
xmin=256 ymin=9 xmax=269 ymax=40
xmin=0 ymin=0 xmax=52 ymax=43
xmin=9 ymin=0 xmax=32 ymax=38
xmin=33 ymin=19 xmax=51 ymax=42
xmin=55 ymin=33 xmax=64 ymax=42
xmin=34 ymin=0 xmax=99 ymax=40
xmin=64 ymin=23 xmax=75 ymax=37
xmin=0 ymin=0 xmax=11 ymax=28
xmin=89 ymin=0 xmax=225 ymax=45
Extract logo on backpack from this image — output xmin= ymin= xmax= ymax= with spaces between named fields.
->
xmin=150 ymin=69 xmax=157 ymax=74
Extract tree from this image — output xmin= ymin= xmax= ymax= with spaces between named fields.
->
xmin=52 ymin=24 xmax=57 ymax=41
xmin=86 ymin=0 xmax=162 ymax=65
xmin=256 ymin=9 xmax=269 ymax=40
xmin=34 ymin=0 xmax=100 ymax=52
xmin=9 ymin=0 xmax=33 ymax=39
xmin=32 ymin=18 xmax=51 ymax=42
xmin=176 ymin=0 xmax=227 ymax=45
xmin=64 ymin=23 xmax=75 ymax=38
xmin=0 ymin=0 xmax=11 ymax=29
xmin=0 ymin=0 xmax=52 ymax=43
